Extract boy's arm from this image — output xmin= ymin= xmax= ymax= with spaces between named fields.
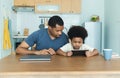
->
xmin=86 ymin=49 xmax=99 ymax=57
xmin=56 ymin=49 xmax=67 ymax=56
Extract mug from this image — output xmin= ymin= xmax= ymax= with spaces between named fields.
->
xmin=103 ymin=49 xmax=112 ymax=60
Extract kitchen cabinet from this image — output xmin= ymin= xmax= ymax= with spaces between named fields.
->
xmin=35 ymin=0 xmax=61 ymax=5
xmin=14 ymin=0 xmax=81 ymax=13
xmin=35 ymin=0 xmax=61 ymax=13
xmin=61 ymin=0 xmax=81 ymax=13
xmin=14 ymin=0 xmax=35 ymax=6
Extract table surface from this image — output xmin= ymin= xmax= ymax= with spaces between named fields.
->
xmin=0 ymin=54 xmax=120 ymax=73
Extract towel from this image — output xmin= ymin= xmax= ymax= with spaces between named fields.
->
xmin=8 ymin=18 xmax=13 ymax=47
xmin=3 ymin=18 xmax=12 ymax=49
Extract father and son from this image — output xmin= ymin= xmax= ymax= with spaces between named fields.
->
xmin=16 ymin=15 xmax=99 ymax=57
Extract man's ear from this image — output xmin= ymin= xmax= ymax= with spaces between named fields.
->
xmin=48 ymin=26 xmax=51 ymax=30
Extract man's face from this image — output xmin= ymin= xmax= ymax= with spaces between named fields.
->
xmin=71 ymin=37 xmax=83 ymax=49
xmin=48 ymin=24 xmax=64 ymax=38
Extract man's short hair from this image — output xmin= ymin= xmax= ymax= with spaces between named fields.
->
xmin=48 ymin=16 xmax=64 ymax=28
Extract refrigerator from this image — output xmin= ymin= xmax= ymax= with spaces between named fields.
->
xmin=84 ymin=22 xmax=102 ymax=52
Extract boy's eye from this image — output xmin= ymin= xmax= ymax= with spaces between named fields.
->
xmin=74 ymin=41 xmax=81 ymax=43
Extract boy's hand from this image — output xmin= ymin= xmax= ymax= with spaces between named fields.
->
xmin=85 ymin=51 xmax=92 ymax=57
xmin=86 ymin=49 xmax=99 ymax=57
xmin=66 ymin=51 xmax=73 ymax=56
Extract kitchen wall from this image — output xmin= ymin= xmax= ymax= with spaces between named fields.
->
xmin=16 ymin=13 xmax=83 ymax=35
xmin=0 ymin=0 xmax=14 ymax=59
xmin=14 ymin=0 xmax=104 ymax=35
xmin=0 ymin=0 xmax=2 ymax=58
xmin=105 ymin=0 xmax=120 ymax=55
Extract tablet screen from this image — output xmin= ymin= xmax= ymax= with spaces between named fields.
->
xmin=71 ymin=50 xmax=88 ymax=56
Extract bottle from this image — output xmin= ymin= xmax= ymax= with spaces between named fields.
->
xmin=17 ymin=31 xmax=21 ymax=36
xmin=39 ymin=18 xmax=45 ymax=29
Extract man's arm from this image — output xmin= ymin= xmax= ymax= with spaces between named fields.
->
xmin=16 ymin=41 xmax=49 ymax=55
xmin=16 ymin=41 xmax=56 ymax=55
xmin=16 ymin=41 xmax=37 ymax=55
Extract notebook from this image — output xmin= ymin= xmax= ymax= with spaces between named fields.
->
xmin=20 ymin=54 xmax=51 ymax=61
xmin=71 ymin=50 xmax=88 ymax=56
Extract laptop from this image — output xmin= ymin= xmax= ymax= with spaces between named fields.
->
xmin=20 ymin=54 xmax=51 ymax=61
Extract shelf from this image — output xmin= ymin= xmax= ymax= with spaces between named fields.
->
xmin=13 ymin=35 xmax=28 ymax=38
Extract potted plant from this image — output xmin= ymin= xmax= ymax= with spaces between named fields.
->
xmin=91 ymin=15 xmax=99 ymax=22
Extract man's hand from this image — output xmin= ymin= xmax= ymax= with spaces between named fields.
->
xmin=34 ymin=49 xmax=50 ymax=55
xmin=48 ymin=48 xmax=56 ymax=55
xmin=34 ymin=48 xmax=56 ymax=55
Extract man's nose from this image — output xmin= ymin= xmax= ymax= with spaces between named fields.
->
xmin=58 ymin=31 xmax=62 ymax=35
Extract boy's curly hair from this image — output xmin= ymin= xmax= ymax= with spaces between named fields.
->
xmin=67 ymin=26 xmax=88 ymax=43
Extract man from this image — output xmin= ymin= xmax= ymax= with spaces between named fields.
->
xmin=16 ymin=16 xmax=68 ymax=55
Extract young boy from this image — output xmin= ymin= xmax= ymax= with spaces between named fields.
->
xmin=56 ymin=26 xmax=99 ymax=57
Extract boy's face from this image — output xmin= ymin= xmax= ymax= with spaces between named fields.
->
xmin=71 ymin=37 xmax=83 ymax=49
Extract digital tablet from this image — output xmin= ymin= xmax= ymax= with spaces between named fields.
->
xmin=71 ymin=50 xmax=88 ymax=56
